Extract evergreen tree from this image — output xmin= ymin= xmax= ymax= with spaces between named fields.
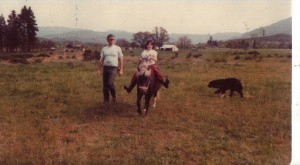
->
xmin=6 ymin=10 xmax=20 ymax=52
xmin=26 ymin=7 xmax=38 ymax=51
xmin=0 ymin=14 xmax=6 ymax=52
xmin=18 ymin=6 xmax=28 ymax=51
xmin=18 ymin=6 xmax=38 ymax=52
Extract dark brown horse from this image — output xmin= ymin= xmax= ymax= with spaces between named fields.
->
xmin=136 ymin=68 xmax=161 ymax=116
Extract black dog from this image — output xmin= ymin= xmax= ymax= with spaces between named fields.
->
xmin=208 ymin=78 xmax=243 ymax=97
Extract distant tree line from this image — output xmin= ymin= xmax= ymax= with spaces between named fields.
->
xmin=204 ymin=34 xmax=291 ymax=49
xmin=0 ymin=6 xmax=38 ymax=52
xmin=131 ymin=27 xmax=170 ymax=48
xmin=224 ymin=38 xmax=291 ymax=49
xmin=129 ymin=27 xmax=195 ymax=49
xmin=226 ymin=40 xmax=250 ymax=49
xmin=206 ymin=36 xmax=218 ymax=47
xmin=176 ymin=36 xmax=192 ymax=49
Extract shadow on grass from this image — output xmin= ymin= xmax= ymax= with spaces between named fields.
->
xmin=80 ymin=101 xmax=137 ymax=122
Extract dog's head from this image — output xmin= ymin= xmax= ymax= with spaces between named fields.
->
xmin=208 ymin=80 xmax=221 ymax=88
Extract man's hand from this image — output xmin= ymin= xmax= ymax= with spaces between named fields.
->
xmin=118 ymin=68 xmax=123 ymax=76
xmin=97 ymin=69 xmax=102 ymax=77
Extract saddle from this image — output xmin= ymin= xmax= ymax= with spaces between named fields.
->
xmin=137 ymin=62 xmax=151 ymax=77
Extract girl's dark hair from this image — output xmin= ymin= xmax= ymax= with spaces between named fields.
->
xmin=144 ymin=40 xmax=155 ymax=49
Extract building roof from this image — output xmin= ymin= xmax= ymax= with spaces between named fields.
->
xmin=161 ymin=45 xmax=177 ymax=48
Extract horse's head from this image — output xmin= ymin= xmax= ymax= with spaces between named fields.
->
xmin=135 ymin=65 xmax=162 ymax=116
xmin=137 ymin=68 xmax=152 ymax=94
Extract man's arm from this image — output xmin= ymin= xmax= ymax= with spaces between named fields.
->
xmin=97 ymin=57 xmax=104 ymax=77
xmin=118 ymin=56 xmax=124 ymax=76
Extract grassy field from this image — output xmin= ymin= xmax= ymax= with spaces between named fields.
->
xmin=0 ymin=48 xmax=291 ymax=164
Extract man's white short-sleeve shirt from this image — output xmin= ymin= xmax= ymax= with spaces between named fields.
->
xmin=100 ymin=45 xmax=123 ymax=67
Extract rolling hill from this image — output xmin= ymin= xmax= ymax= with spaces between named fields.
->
xmin=37 ymin=17 xmax=292 ymax=44
xmin=37 ymin=27 xmax=242 ymax=44
xmin=38 ymin=27 xmax=133 ymax=43
xmin=242 ymin=17 xmax=291 ymax=38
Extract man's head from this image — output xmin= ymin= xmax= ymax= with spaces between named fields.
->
xmin=107 ymin=34 xmax=116 ymax=45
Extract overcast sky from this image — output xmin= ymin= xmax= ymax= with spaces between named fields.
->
xmin=0 ymin=0 xmax=291 ymax=34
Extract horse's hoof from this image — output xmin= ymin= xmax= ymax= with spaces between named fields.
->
xmin=124 ymin=85 xmax=131 ymax=93
xmin=137 ymin=109 xmax=142 ymax=115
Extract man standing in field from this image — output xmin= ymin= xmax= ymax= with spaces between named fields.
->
xmin=97 ymin=34 xmax=124 ymax=103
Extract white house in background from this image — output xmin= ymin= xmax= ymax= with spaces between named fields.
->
xmin=160 ymin=44 xmax=179 ymax=52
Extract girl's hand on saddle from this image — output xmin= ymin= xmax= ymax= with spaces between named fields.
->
xmin=149 ymin=57 xmax=157 ymax=62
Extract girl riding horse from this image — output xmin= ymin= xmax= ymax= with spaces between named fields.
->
xmin=124 ymin=40 xmax=169 ymax=93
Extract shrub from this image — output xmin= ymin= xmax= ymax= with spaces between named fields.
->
xmin=234 ymin=55 xmax=241 ymax=60
xmin=83 ymin=49 xmax=92 ymax=56
xmin=244 ymin=55 xmax=263 ymax=62
xmin=9 ymin=58 xmax=30 ymax=64
xmin=214 ymin=58 xmax=227 ymax=63
xmin=193 ymin=53 xmax=202 ymax=58
xmin=0 ymin=55 xmax=11 ymax=60
xmin=94 ymin=50 xmax=101 ymax=60
xmin=231 ymin=51 xmax=246 ymax=55
xmin=248 ymin=51 xmax=260 ymax=55
xmin=34 ymin=59 xmax=43 ymax=63
xmin=186 ymin=52 xmax=192 ymax=59
xmin=206 ymin=59 xmax=211 ymax=62
xmin=36 ymin=53 xmax=50 ymax=57
xmin=12 ymin=53 xmax=34 ymax=58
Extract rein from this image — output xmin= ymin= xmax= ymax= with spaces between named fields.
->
xmin=138 ymin=79 xmax=151 ymax=92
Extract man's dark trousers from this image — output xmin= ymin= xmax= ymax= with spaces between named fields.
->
xmin=103 ymin=66 xmax=118 ymax=102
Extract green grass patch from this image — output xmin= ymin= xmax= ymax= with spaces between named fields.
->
xmin=0 ymin=48 xmax=291 ymax=164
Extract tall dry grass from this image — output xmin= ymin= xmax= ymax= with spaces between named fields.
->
xmin=0 ymin=48 xmax=291 ymax=164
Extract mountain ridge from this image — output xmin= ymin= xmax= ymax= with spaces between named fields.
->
xmin=37 ymin=17 xmax=291 ymax=44
xmin=242 ymin=17 xmax=291 ymax=38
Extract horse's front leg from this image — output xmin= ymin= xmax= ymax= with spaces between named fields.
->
xmin=153 ymin=91 xmax=159 ymax=108
xmin=144 ymin=93 xmax=152 ymax=116
xmin=153 ymin=97 xmax=157 ymax=108
xmin=136 ymin=92 xmax=143 ymax=115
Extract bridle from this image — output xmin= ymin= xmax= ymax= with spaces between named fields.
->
xmin=138 ymin=72 xmax=151 ymax=93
